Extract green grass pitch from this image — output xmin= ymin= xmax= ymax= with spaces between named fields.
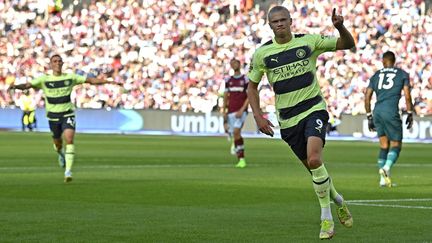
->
xmin=0 ymin=131 xmax=431 ymax=242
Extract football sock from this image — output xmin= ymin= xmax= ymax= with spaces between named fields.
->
xmin=378 ymin=148 xmax=388 ymax=168
xmin=311 ymin=165 xmax=332 ymax=220
xmin=329 ymin=178 xmax=343 ymax=206
xmin=23 ymin=114 xmax=29 ymax=126
xmin=321 ymin=207 xmax=332 ymax=221
xmin=234 ymin=138 xmax=244 ymax=159
xmin=65 ymin=144 xmax=75 ymax=172
xmin=29 ymin=111 xmax=35 ymax=124
xmin=383 ymin=147 xmax=401 ymax=171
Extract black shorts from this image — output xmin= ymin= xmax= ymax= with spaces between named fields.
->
xmin=280 ymin=110 xmax=329 ymax=161
xmin=49 ymin=116 xmax=76 ymax=139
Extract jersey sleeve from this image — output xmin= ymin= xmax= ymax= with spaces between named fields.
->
xmin=72 ymin=73 xmax=87 ymax=85
xmin=402 ymin=70 xmax=410 ymax=88
xmin=30 ymin=75 xmax=45 ymax=89
xmin=313 ymin=34 xmax=337 ymax=54
xmin=247 ymin=52 xmax=264 ymax=83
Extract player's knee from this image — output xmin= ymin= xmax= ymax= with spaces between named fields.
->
xmin=63 ymin=130 xmax=75 ymax=144
xmin=390 ymin=145 xmax=402 ymax=153
xmin=64 ymin=134 xmax=74 ymax=144
xmin=380 ymin=145 xmax=389 ymax=150
xmin=390 ymin=141 xmax=401 ymax=149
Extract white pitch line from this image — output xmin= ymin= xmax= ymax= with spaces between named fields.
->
xmin=394 ymin=164 xmax=432 ymax=167
xmin=81 ymin=164 xmax=243 ymax=169
xmin=346 ymin=198 xmax=432 ymax=210
xmin=0 ymin=164 xmax=261 ymax=171
xmin=348 ymin=202 xmax=432 ymax=210
xmin=347 ymin=198 xmax=432 ymax=203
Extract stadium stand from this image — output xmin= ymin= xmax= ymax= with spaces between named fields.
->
xmin=1 ymin=0 xmax=431 ymax=119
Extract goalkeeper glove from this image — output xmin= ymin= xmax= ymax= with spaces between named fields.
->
xmin=367 ymin=113 xmax=375 ymax=132
xmin=406 ymin=111 xmax=413 ymax=129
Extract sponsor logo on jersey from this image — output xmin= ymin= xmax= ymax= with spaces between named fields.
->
xmin=273 ymin=60 xmax=310 ymax=79
xmin=228 ymin=87 xmax=245 ymax=92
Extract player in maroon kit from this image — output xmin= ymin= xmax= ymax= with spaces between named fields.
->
xmin=222 ymin=59 xmax=249 ymax=168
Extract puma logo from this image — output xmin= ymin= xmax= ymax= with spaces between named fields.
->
xmin=270 ymin=57 xmax=279 ymax=63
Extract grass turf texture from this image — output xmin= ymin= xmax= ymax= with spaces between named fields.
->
xmin=0 ymin=131 xmax=431 ymax=242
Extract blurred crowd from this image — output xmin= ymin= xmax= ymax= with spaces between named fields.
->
xmin=0 ymin=0 xmax=431 ymax=118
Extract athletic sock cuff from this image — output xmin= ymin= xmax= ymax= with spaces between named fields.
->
xmin=311 ymin=165 xmax=329 ymax=183
xmin=65 ymin=144 xmax=75 ymax=154
xmin=379 ymin=148 xmax=389 ymax=160
xmin=389 ymin=147 xmax=401 ymax=154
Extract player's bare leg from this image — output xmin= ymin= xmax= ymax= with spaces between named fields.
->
xmin=304 ymin=160 xmax=353 ymax=228
xmin=53 ymin=138 xmax=65 ymax=168
xmin=378 ymin=137 xmax=402 ymax=187
xmin=381 ymin=140 xmax=401 ymax=187
xmin=63 ymin=129 xmax=75 ymax=183
xmin=233 ymin=128 xmax=246 ymax=168
xmin=307 ymin=137 xmax=335 ymax=239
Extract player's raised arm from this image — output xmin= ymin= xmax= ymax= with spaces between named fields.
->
xmin=332 ymin=8 xmax=355 ymax=50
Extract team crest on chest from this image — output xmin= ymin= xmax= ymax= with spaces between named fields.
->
xmin=296 ymin=49 xmax=306 ymax=59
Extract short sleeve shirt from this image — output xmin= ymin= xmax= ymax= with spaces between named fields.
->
xmin=247 ymin=34 xmax=337 ymax=129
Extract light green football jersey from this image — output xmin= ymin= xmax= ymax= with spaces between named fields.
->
xmin=31 ymin=73 xmax=86 ymax=119
xmin=248 ymin=34 xmax=337 ymax=129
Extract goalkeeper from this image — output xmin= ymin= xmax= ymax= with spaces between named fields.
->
xmin=365 ymin=51 xmax=414 ymax=187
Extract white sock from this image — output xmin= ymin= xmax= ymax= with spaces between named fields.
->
xmin=333 ymin=194 xmax=344 ymax=206
xmin=383 ymin=164 xmax=391 ymax=172
xmin=321 ymin=207 xmax=333 ymax=221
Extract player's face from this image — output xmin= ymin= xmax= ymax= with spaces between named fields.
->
xmin=50 ymin=56 xmax=64 ymax=73
xmin=269 ymin=10 xmax=292 ymax=37
xmin=230 ymin=60 xmax=240 ymax=71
